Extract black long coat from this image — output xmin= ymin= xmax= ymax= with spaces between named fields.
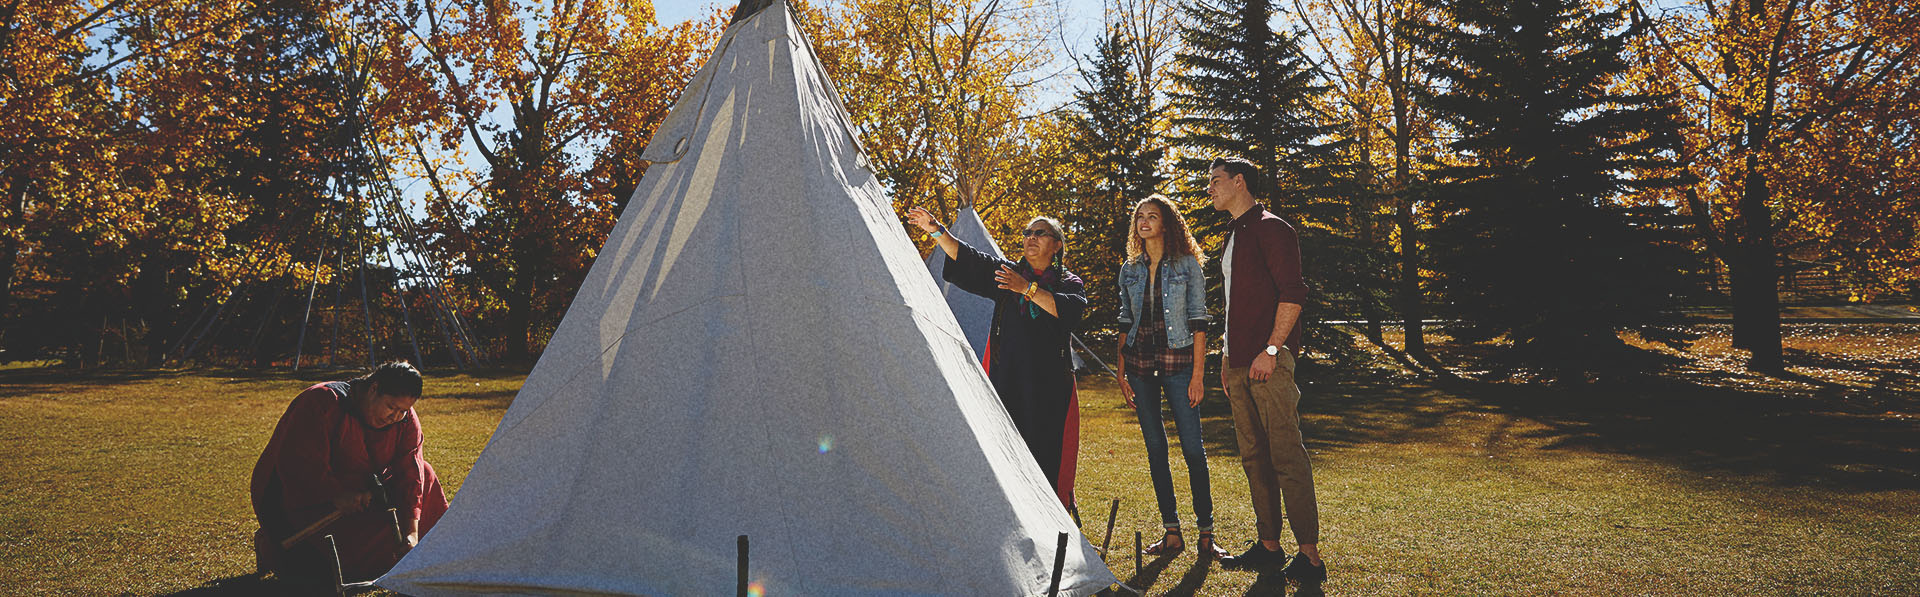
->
xmin=942 ymin=240 xmax=1087 ymax=490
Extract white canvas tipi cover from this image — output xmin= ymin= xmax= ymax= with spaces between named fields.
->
xmin=923 ymin=206 xmax=1003 ymax=358
xmin=377 ymin=2 xmax=1115 ymax=595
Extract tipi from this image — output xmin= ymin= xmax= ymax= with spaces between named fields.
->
xmin=376 ymin=1 xmax=1117 ymax=595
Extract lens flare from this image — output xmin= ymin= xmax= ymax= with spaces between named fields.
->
xmin=748 ymin=581 xmax=766 ymax=597
xmin=816 ymin=435 xmax=834 ymax=454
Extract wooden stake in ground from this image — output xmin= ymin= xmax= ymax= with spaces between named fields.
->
xmin=1047 ymin=532 xmax=1067 ymax=596
xmin=1101 ymin=498 xmax=1119 ymax=556
xmin=736 ymin=535 xmax=748 ymax=597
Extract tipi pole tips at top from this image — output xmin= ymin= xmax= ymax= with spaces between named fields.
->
xmin=732 ymin=0 xmax=779 ymax=24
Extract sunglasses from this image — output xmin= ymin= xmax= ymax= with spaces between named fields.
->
xmin=1022 ymin=229 xmax=1057 ymax=239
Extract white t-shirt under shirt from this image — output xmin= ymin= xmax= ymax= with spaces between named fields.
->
xmin=1222 ymin=231 xmax=1234 ymax=359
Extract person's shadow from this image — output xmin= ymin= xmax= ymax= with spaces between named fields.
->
xmin=1157 ymin=558 xmax=1213 ymax=596
xmin=1244 ymin=569 xmax=1325 ymax=596
xmin=161 ymin=574 xmax=278 ymax=596
xmin=1121 ymin=550 xmax=1178 ymax=593
xmin=162 ymin=573 xmax=382 ymax=596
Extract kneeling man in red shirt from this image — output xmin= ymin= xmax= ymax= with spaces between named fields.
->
xmin=250 ymin=361 xmax=449 ymax=581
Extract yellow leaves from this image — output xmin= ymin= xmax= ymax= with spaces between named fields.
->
xmin=1630 ymin=0 xmax=1920 ymax=295
xmin=821 ymin=0 xmax=1060 ymax=218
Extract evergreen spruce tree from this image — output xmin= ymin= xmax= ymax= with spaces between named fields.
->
xmin=1402 ymin=0 xmax=1695 ymax=367
xmin=1171 ymin=0 xmax=1343 ymax=229
xmin=1170 ymin=0 xmax=1379 ymax=357
xmin=1065 ymin=30 xmax=1166 ymax=331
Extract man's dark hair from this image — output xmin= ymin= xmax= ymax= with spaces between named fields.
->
xmin=1209 ymin=156 xmax=1264 ymax=198
xmin=362 ymin=361 xmax=424 ymax=397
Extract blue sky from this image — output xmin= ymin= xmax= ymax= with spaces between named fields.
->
xmin=652 ymin=0 xmax=1112 ymax=110
xmin=655 ymin=0 xmax=1107 ymax=39
xmin=652 ymin=0 xmax=724 ymax=26
xmin=653 ymin=0 xmax=1703 ymax=111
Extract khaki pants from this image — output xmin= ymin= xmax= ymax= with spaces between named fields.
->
xmin=1223 ymin=351 xmax=1319 ymax=545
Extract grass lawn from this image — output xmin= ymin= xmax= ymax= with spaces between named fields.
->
xmin=2 ymin=324 xmax=1916 ymax=596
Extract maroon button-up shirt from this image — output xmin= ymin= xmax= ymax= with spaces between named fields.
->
xmin=1223 ymin=207 xmax=1309 ymax=368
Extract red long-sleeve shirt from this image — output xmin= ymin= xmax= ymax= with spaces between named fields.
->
xmin=1222 ymin=207 xmax=1309 ymax=368
xmin=250 ymin=381 xmax=430 ymax=527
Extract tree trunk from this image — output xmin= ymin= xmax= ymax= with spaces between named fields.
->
xmin=1354 ymin=112 xmax=1385 ymax=346
xmin=0 ymin=232 xmax=17 ymax=344
xmin=132 ymin=253 xmax=179 ymax=366
xmin=506 ymin=199 xmax=539 ymax=365
xmin=1729 ymin=0 xmax=1792 ymax=372
xmin=1389 ymin=56 xmax=1427 ymax=360
xmin=1732 ymin=160 xmax=1782 ymax=370
xmin=1 ymin=168 xmax=26 ymax=339
xmin=1396 ymin=194 xmax=1424 ymax=355
xmin=505 ymin=281 xmax=533 ymax=365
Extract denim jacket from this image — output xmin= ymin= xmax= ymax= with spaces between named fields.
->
xmin=1116 ymin=254 xmax=1211 ymax=349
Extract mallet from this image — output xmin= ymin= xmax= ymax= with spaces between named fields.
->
xmin=281 ymin=474 xmax=391 ymax=549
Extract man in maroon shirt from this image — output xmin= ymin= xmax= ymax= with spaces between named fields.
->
xmin=250 ymin=361 xmax=448 ymax=581
xmin=1207 ymin=157 xmax=1325 ymax=583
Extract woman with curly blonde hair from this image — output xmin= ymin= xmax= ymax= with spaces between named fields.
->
xmin=1114 ymin=194 xmax=1223 ymax=558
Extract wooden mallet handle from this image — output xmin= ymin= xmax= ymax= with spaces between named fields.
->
xmin=282 ymin=508 xmax=350 ymax=550
xmin=280 ymin=475 xmax=390 ymax=550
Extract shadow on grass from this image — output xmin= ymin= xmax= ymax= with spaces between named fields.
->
xmin=1123 ymin=552 xmax=1176 ymax=594
xmin=1301 ymin=337 xmax=1916 ymax=491
xmin=1159 ymin=557 xmax=1214 ymax=597
xmin=1242 ymin=569 xmax=1291 ymax=596
xmin=1780 ymin=346 xmax=1920 ymax=392
xmin=1449 ymin=371 xmax=1920 ymax=490
xmin=1168 ymin=369 xmax=1482 ymax=471
xmin=0 ymin=364 xmax=530 ymax=403
xmin=163 ymin=572 xmax=394 ymax=597
xmin=1140 ymin=326 xmax=1920 ymax=493
xmin=0 ymin=367 xmax=189 ymax=399
xmin=158 ymin=574 xmax=295 ymax=597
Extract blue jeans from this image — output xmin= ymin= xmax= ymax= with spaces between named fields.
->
xmin=1128 ymin=369 xmax=1213 ymax=530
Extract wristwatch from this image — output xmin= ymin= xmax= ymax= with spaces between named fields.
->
xmin=1264 ymin=345 xmax=1281 ymax=357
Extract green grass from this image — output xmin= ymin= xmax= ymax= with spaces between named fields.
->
xmin=3 ymin=325 xmax=1917 ymax=596
xmin=0 ymin=367 xmax=519 ymax=596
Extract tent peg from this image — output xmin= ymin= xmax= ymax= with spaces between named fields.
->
xmin=1047 ymin=532 xmax=1068 ymax=596
xmin=736 ymin=535 xmax=749 ymax=597
xmin=1101 ymin=498 xmax=1120 ymax=557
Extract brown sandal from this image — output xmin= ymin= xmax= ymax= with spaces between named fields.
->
xmin=1196 ymin=531 xmax=1229 ymax=559
xmin=1143 ymin=528 xmax=1184 ymax=556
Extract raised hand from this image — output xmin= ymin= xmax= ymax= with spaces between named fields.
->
xmin=905 ymin=207 xmax=943 ymax=234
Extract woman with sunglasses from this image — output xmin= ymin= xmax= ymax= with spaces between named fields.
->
xmin=907 ymin=206 xmax=1087 ymax=506
xmin=1115 ymin=195 xmax=1224 ymax=559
